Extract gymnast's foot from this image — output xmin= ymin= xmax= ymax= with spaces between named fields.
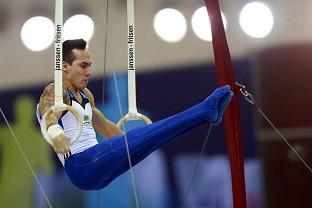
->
xmin=201 ymin=85 xmax=234 ymax=124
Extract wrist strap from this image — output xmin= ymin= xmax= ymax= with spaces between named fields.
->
xmin=47 ymin=124 xmax=64 ymax=140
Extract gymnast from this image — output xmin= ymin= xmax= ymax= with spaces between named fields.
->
xmin=36 ymin=39 xmax=233 ymax=190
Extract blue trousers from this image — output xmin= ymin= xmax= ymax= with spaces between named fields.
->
xmin=64 ymin=86 xmax=233 ymax=190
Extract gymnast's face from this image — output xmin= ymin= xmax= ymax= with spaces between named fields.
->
xmin=63 ymin=49 xmax=92 ymax=91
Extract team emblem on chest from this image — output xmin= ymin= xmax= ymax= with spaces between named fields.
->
xmin=83 ymin=114 xmax=90 ymax=124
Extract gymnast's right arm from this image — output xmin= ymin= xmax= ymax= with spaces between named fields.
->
xmin=38 ymin=83 xmax=71 ymax=155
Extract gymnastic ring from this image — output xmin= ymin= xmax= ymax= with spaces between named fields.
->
xmin=117 ymin=112 xmax=152 ymax=128
xmin=41 ymin=103 xmax=83 ymax=146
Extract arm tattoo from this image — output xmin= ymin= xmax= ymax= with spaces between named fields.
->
xmin=39 ymin=84 xmax=55 ymax=116
xmin=39 ymin=84 xmax=70 ymax=115
xmin=39 ymin=83 xmax=69 ymax=127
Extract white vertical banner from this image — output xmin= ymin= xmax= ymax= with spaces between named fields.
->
xmin=127 ymin=0 xmax=137 ymax=114
xmin=54 ymin=0 xmax=63 ymax=105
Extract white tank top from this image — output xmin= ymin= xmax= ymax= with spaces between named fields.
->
xmin=36 ymin=90 xmax=98 ymax=165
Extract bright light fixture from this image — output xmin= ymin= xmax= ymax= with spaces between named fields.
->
xmin=63 ymin=14 xmax=94 ymax=41
xmin=153 ymin=8 xmax=187 ymax=43
xmin=192 ymin=7 xmax=227 ymax=41
xmin=21 ymin=16 xmax=54 ymax=51
xmin=239 ymin=2 xmax=274 ymax=38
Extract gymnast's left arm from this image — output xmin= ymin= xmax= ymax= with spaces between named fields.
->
xmin=83 ymin=88 xmax=124 ymax=138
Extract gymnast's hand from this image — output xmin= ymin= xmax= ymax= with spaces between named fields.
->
xmin=202 ymin=85 xmax=234 ymax=125
xmin=51 ymin=134 xmax=71 ymax=155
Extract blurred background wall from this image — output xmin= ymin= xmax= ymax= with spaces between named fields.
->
xmin=1 ymin=0 xmax=312 ymax=207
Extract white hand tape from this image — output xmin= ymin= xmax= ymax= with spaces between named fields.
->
xmin=47 ymin=124 xmax=64 ymax=140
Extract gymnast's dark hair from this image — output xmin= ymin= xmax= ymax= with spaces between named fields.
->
xmin=63 ymin=39 xmax=87 ymax=64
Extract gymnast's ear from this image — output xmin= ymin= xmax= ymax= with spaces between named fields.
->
xmin=63 ymin=61 xmax=70 ymax=72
